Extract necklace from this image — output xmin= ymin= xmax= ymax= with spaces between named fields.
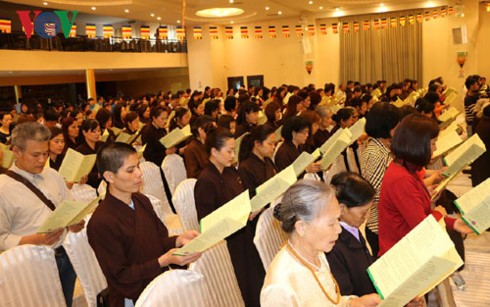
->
xmin=286 ymin=241 xmax=341 ymax=305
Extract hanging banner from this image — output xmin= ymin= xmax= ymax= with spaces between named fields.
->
xmin=424 ymin=11 xmax=431 ymax=21
xmin=209 ymin=26 xmax=219 ymax=39
xmin=363 ymin=20 xmax=370 ymax=31
xmin=225 ymin=26 xmax=234 ymax=39
xmin=448 ymin=6 xmax=454 ymax=16
xmin=332 ymin=23 xmax=338 ymax=34
xmin=320 ymin=23 xmax=327 ymax=35
xmin=69 ymin=24 xmax=76 ymax=37
xmin=254 ymin=26 xmax=263 ymax=39
xmin=86 ymin=23 xmax=96 ymax=38
xmin=353 ymin=21 xmax=360 ymax=33
xmin=103 ymin=24 xmax=113 ymax=38
xmin=373 ymin=19 xmax=380 ymax=30
xmin=268 ymin=25 xmax=276 ymax=38
xmin=342 ymin=22 xmax=349 ymax=33
xmin=416 ymin=13 xmax=423 ymax=23
xmin=390 ymin=17 xmax=397 ymax=28
xmin=440 ymin=7 xmax=447 ymax=17
xmin=307 ymin=24 xmax=315 ymax=36
xmin=381 ymin=18 xmax=388 ymax=29
xmin=240 ymin=26 xmax=249 ymax=39
xmin=122 ymin=25 xmax=132 ymax=39
xmin=399 ymin=16 xmax=406 ymax=26
xmin=140 ymin=25 xmax=150 ymax=39
xmin=157 ymin=26 xmax=167 ymax=40
xmin=408 ymin=15 xmax=415 ymax=25
xmin=282 ymin=25 xmax=290 ymax=38
xmin=0 ymin=18 xmax=11 ymax=33
xmin=193 ymin=26 xmax=202 ymax=39
xmin=176 ymin=25 xmax=185 ymax=41
xmin=295 ymin=25 xmax=303 ymax=37
xmin=433 ymin=10 xmax=439 ymax=19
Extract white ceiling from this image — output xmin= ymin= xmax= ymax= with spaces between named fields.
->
xmin=3 ymin=0 xmax=451 ymax=25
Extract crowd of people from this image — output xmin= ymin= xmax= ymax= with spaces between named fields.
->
xmin=0 ymin=75 xmax=489 ymax=306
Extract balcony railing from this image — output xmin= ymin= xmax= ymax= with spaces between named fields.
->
xmin=0 ymin=32 xmax=187 ymax=53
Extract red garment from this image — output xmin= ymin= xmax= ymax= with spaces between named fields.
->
xmin=378 ymin=161 xmax=455 ymax=256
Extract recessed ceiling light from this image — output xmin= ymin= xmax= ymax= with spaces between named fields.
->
xmin=265 ymin=6 xmax=270 ymax=11
xmin=177 ymin=20 xmax=181 ymax=24
xmin=196 ymin=8 xmax=245 ymax=18
xmin=319 ymin=6 xmax=323 ymax=10
xmin=91 ymin=6 xmax=96 ymax=10
xmin=124 ymin=9 xmax=129 ymax=13
xmin=335 ymin=7 xmax=340 ymax=11
xmin=150 ymin=13 xmax=155 ymax=17
xmin=230 ymin=21 xmax=234 ymax=24
xmin=43 ymin=2 xmax=48 ymax=5
xmin=229 ymin=0 xmax=234 ymax=3
xmin=308 ymin=0 xmax=313 ymax=4
xmin=380 ymin=3 xmax=384 ymax=6
xmin=278 ymin=10 xmax=283 ymax=15
xmin=157 ymin=17 xmax=161 ymax=20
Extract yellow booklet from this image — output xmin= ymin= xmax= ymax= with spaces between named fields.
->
xmin=274 ymin=126 xmax=283 ymax=143
xmin=444 ymin=92 xmax=458 ymax=106
xmin=438 ymin=107 xmax=460 ymax=124
xmin=37 ymin=196 xmax=101 ymax=233
xmin=58 ymin=148 xmax=97 ymax=183
xmin=0 ymin=143 xmax=14 ymax=169
xmin=348 ymin=117 xmax=366 ymax=146
xmin=320 ymin=129 xmax=351 ymax=170
xmin=442 ymin=134 xmax=486 ymax=178
xmin=291 ymin=148 xmax=321 ymax=177
xmin=115 ymin=132 xmax=135 ymax=144
xmin=371 ymin=88 xmax=382 ymax=98
xmin=137 ymin=144 xmax=146 ymax=159
xmin=159 ymin=125 xmax=192 ymax=148
xmin=111 ymin=127 xmax=122 ymax=136
xmin=393 ymin=97 xmax=406 ymax=108
xmin=173 ymin=191 xmax=251 ymax=256
xmin=250 ymin=166 xmax=296 ymax=211
xmin=443 ymin=87 xmax=458 ymax=97
xmin=432 ymin=127 xmax=463 ymax=158
xmin=367 ymin=215 xmax=463 ymax=306
xmin=454 ymin=178 xmax=490 ymax=234
xmin=320 ymin=128 xmax=349 ymax=154
xmin=99 ymin=129 xmax=110 ymax=143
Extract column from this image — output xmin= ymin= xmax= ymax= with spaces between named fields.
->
xmin=85 ymin=69 xmax=97 ymax=100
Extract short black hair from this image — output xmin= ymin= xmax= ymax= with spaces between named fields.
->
xmin=281 ymin=116 xmax=310 ymax=142
xmin=97 ymin=142 xmax=136 ymax=177
xmin=205 ymin=127 xmax=233 ymax=154
xmin=365 ymin=102 xmax=401 ymax=139
xmin=331 ymin=172 xmax=375 ymax=208
xmin=224 ymin=96 xmax=237 ymax=112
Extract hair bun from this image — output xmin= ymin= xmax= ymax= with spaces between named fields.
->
xmin=273 ymin=203 xmax=282 ymax=220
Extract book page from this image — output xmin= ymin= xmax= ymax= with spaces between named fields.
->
xmin=58 ymin=148 xmax=83 ymax=182
xmin=0 ymin=144 xmax=14 ymax=169
xmin=461 ymin=202 xmax=490 ymax=235
xmin=393 ymin=97 xmax=406 ymax=108
xmin=99 ymin=129 xmax=110 ymax=143
xmin=68 ymin=195 xmax=102 ymax=225
xmin=111 ymin=127 xmax=122 ymax=136
xmin=74 ymin=154 xmax=96 ymax=182
xmin=320 ymin=128 xmax=346 ymax=154
xmin=368 ymin=215 xmax=462 ymax=305
xmin=438 ymin=107 xmax=460 ymax=123
xmin=234 ymin=132 xmax=250 ymax=162
xmin=454 ymin=178 xmax=490 ymax=234
xmin=443 ymin=134 xmax=486 ymax=176
xmin=432 ymin=171 xmax=460 ymax=200
xmin=200 ymin=190 xmax=251 ymax=233
xmin=137 ymin=144 xmax=146 ymax=158
xmin=432 ymin=129 xmax=462 ymax=158
xmin=251 ymin=166 xmax=297 ymax=211
xmin=444 ymin=92 xmax=458 ymax=106
xmin=159 ymin=125 xmax=192 ymax=148
xmin=115 ymin=132 xmax=134 ymax=144
xmin=320 ymin=132 xmax=351 ymax=170
xmin=292 ymin=148 xmax=321 ymax=177
xmin=37 ymin=198 xmax=97 ymax=233
xmin=348 ymin=117 xmax=366 ymax=146
xmin=274 ymin=126 xmax=283 ymax=143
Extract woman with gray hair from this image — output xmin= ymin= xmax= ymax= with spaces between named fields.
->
xmin=261 ymin=180 xmax=381 ymax=307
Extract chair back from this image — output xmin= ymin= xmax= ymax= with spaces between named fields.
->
xmin=146 ymin=194 xmax=183 ymax=236
xmin=64 ymin=225 xmax=108 ymax=307
xmin=172 ymin=179 xmax=199 ymax=231
xmin=253 ymin=206 xmax=288 ymax=271
xmin=71 ymin=184 xmax=97 ymax=202
xmin=161 ymin=154 xmax=187 ymax=196
xmin=0 ymin=245 xmax=66 ymax=307
xmin=135 ymin=270 xmax=214 ymax=307
xmin=189 ymin=241 xmax=244 ymax=307
xmin=139 ymin=161 xmax=173 ymax=217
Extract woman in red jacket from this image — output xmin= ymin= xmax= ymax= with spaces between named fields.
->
xmin=378 ymin=114 xmax=473 ymax=256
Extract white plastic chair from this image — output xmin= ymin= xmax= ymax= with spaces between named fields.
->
xmin=161 ymin=154 xmax=187 ymax=197
xmin=172 ymin=179 xmax=199 ymax=231
xmin=189 ymin=241 xmax=245 ymax=307
xmin=71 ymin=183 xmax=97 ymax=203
xmin=140 ymin=161 xmax=184 ymax=235
xmin=0 ymin=245 xmax=66 ymax=307
xmin=135 ymin=270 xmax=214 ymax=307
xmin=253 ymin=206 xmax=288 ymax=271
xmin=345 ymin=147 xmax=361 ymax=174
xmin=146 ymin=194 xmax=183 ymax=236
xmin=63 ymin=224 xmax=108 ymax=307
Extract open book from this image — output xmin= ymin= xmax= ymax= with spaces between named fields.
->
xmin=444 ymin=92 xmax=458 ymax=106
xmin=454 ymin=178 xmax=490 ymax=234
xmin=348 ymin=117 xmax=366 ymax=146
xmin=442 ymin=134 xmax=486 ymax=178
xmin=0 ymin=143 xmax=14 ymax=169
xmin=159 ymin=125 xmax=192 ymax=148
xmin=438 ymin=107 xmax=460 ymax=124
xmin=111 ymin=127 xmax=123 ymax=137
xmin=432 ymin=127 xmax=463 ymax=158
xmin=173 ymin=191 xmax=251 ymax=256
xmin=274 ymin=126 xmax=283 ymax=143
xmin=320 ymin=129 xmax=352 ymax=170
xmin=38 ymin=196 xmax=101 ymax=233
xmin=367 ymin=215 xmax=463 ymax=307
xmin=393 ymin=97 xmax=407 ymax=108
xmin=291 ymin=148 xmax=321 ymax=176
xmin=115 ymin=132 xmax=136 ymax=144
xmin=58 ymin=148 xmax=97 ymax=183
xmin=99 ymin=129 xmax=110 ymax=143
xmin=250 ymin=165 xmax=296 ymax=211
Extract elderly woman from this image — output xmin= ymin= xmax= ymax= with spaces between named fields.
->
xmin=261 ymin=180 xmax=381 ymax=307
xmin=87 ymin=142 xmax=200 ymax=306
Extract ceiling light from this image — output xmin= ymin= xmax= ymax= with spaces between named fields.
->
xmin=380 ymin=3 xmax=384 ymax=6
xmin=278 ymin=10 xmax=283 ymax=15
xmin=229 ymin=0 xmax=234 ymax=3
xmin=177 ymin=20 xmax=181 ymax=24
xmin=91 ymin=6 xmax=96 ymax=10
xmin=230 ymin=21 xmax=234 ymax=24
xmin=308 ymin=0 xmax=313 ymax=4
xmin=124 ymin=9 xmax=129 ymax=13
xmin=157 ymin=17 xmax=161 ymax=20
xmin=336 ymin=7 xmax=340 ymax=11
xmin=196 ymin=8 xmax=245 ymax=18
xmin=43 ymin=2 xmax=48 ymax=5
xmin=319 ymin=6 xmax=323 ymax=10
xmin=150 ymin=13 xmax=155 ymax=17
xmin=265 ymin=6 xmax=270 ymax=10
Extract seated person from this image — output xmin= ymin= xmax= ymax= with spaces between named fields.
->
xmin=326 ymin=172 xmax=376 ymax=296
xmin=87 ymin=142 xmax=200 ymax=306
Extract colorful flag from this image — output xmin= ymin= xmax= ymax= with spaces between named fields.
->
xmin=176 ymin=25 xmax=185 ymax=41
xmin=433 ymin=10 xmax=439 ymax=19
xmin=399 ymin=16 xmax=406 ymax=26
xmin=193 ymin=26 xmax=202 ymax=39
xmin=353 ymin=21 xmax=360 ymax=33
xmin=140 ymin=25 xmax=150 ymax=39
xmin=390 ymin=17 xmax=397 ymax=28
xmin=282 ymin=25 xmax=290 ymax=38
xmin=374 ymin=19 xmax=380 ymax=30
xmin=268 ymin=25 xmax=276 ymax=38
xmin=103 ymin=24 xmax=113 ymax=38
xmin=209 ymin=26 xmax=219 ymax=39
xmin=307 ymin=24 xmax=315 ymax=36
xmin=86 ymin=24 xmax=96 ymax=38
xmin=320 ymin=23 xmax=327 ymax=35
xmin=225 ymin=26 xmax=234 ymax=39
xmin=440 ymin=7 xmax=447 ymax=18
xmin=416 ymin=13 xmax=423 ymax=23
xmin=69 ymin=24 xmax=76 ymax=37
xmin=381 ymin=18 xmax=388 ymax=29
xmin=448 ymin=6 xmax=454 ymax=16
xmin=240 ymin=26 xmax=249 ymax=39
xmin=408 ymin=15 xmax=415 ymax=25
xmin=254 ymin=26 xmax=263 ymax=39
xmin=0 ymin=18 xmax=11 ymax=34
xmin=295 ymin=25 xmax=303 ymax=37
xmin=342 ymin=22 xmax=349 ymax=33
xmin=332 ymin=23 xmax=338 ymax=34
xmin=157 ymin=26 xmax=167 ymax=40
xmin=424 ymin=11 xmax=431 ymax=21
xmin=122 ymin=25 xmax=132 ymax=39
xmin=363 ymin=20 xmax=370 ymax=31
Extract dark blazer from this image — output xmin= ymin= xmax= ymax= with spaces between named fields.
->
xmin=140 ymin=123 xmax=168 ymax=166
xmin=326 ymin=226 xmax=376 ymax=296
xmin=75 ymin=141 xmax=104 ymax=188
xmin=472 ymin=117 xmax=490 ymax=186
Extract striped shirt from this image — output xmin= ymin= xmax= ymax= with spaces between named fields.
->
xmin=360 ymin=137 xmax=392 ymax=233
